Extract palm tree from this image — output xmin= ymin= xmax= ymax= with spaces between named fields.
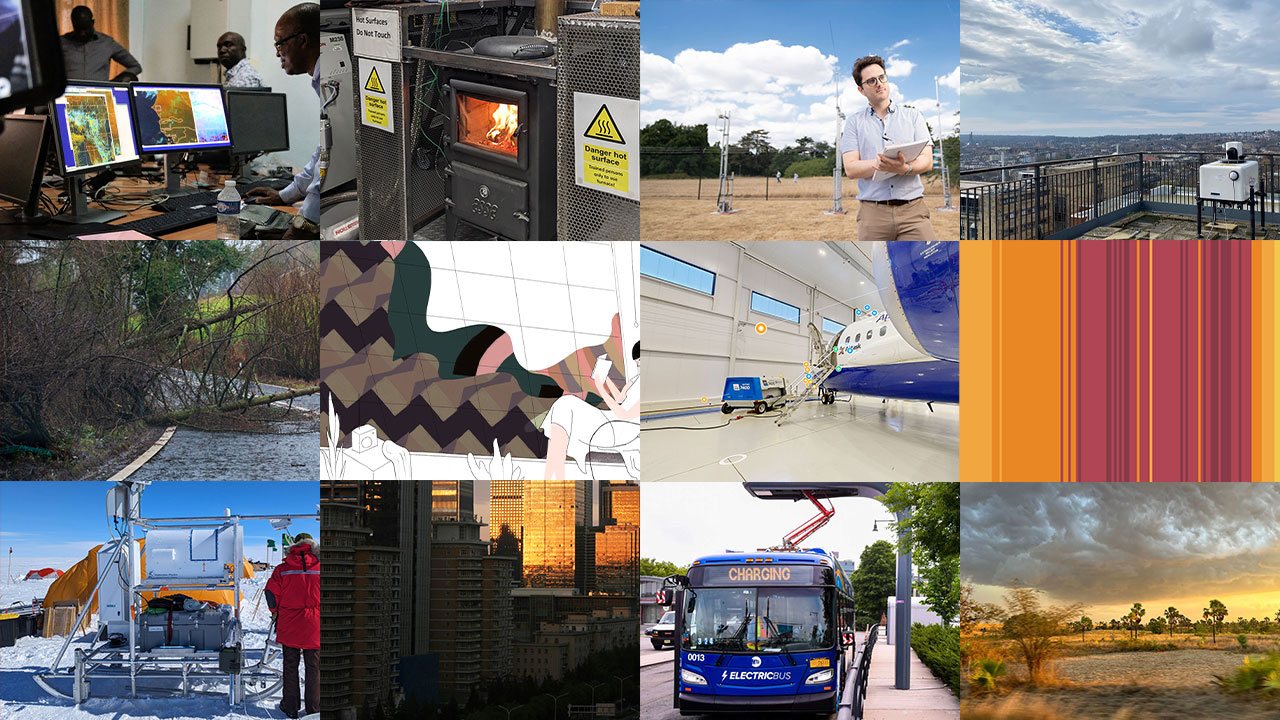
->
xmin=1077 ymin=616 xmax=1092 ymax=642
xmin=1164 ymin=607 xmax=1179 ymax=638
xmin=1205 ymin=600 xmax=1228 ymax=644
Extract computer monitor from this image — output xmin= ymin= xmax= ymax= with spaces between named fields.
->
xmin=227 ymin=90 xmax=289 ymax=155
xmin=51 ymin=82 xmax=140 ymax=175
xmin=0 ymin=113 xmax=50 ymax=221
xmin=129 ymin=82 xmax=232 ymax=153
xmin=0 ymin=0 xmax=66 ymax=115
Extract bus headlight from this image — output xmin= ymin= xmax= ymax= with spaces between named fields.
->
xmin=681 ymin=669 xmax=708 ymax=686
xmin=805 ymin=668 xmax=835 ymax=685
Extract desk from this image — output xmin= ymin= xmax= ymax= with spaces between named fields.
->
xmin=0 ymin=172 xmax=299 ymax=239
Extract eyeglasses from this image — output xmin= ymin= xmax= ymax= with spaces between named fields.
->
xmin=274 ymin=31 xmax=304 ymax=51
xmin=861 ymin=75 xmax=889 ymax=87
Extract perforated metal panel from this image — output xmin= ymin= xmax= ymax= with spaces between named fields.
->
xmin=354 ymin=55 xmax=448 ymax=240
xmin=556 ymin=13 xmax=640 ymax=241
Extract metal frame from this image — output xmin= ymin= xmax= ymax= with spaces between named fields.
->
xmin=35 ymin=481 xmax=318 ymax=707
xmin=960 ymin=151 xmax=1280 ymax=239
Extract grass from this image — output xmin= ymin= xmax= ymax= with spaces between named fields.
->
xmin=639 ymin=175 xmax=960 ymax=240
xmin=1217 ymin=653 xmax=1280 ymax=696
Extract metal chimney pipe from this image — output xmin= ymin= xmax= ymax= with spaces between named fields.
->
xmin=535 ymin=0 xmax=566 ymax=38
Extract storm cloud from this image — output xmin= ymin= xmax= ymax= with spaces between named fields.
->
xmin=962 ymin=483 xmax=1280 ymax=605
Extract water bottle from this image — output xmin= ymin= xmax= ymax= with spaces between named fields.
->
xmin=216 ymin=180 xmax=241 ymax=240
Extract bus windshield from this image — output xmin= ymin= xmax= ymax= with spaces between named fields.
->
xmin=682 ymin=586 xmax=831 ymax=653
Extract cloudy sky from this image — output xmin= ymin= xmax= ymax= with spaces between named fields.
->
xmin=962 ymin=0 xmax=1280 ymax=136
xmin=640 ymin=482 xmax=900 ymax=570
xmin=643 ymin=0 xmax=960 ymax=148
xmin=962 ymin=483 xmax=1280 ymax=622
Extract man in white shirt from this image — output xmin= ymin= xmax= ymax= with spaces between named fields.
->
xmin=841 ymin=54 xmax=937 ymax=242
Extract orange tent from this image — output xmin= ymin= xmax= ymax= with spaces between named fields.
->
xmin=43 ymin=538 xmax=256 ymax=613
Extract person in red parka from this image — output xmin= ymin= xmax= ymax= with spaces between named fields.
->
xmin=265 ymin=533 xmax=320 ymax=719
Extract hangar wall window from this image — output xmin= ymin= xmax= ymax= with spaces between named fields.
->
xmin=822 ymin=318 xmax=845 ymax=335
xmin=750 ymin=291 xmax=801 ymax=324
xmin=640 ymin=245 xmax=716 ymax=295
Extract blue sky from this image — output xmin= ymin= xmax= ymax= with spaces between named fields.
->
xmin=962 ymin=0 xmax=1280 ymax=135
xmin=643 ymin=0 xmax=960 ymax=147
xmin=1 ymin=482 xmax=319 ymax=571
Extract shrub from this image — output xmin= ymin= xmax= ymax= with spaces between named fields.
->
xmin=1113 ymin=639 xmax=1179 ymax=652
xmin=911 ymin=623 xmax=961 ymax=694
xmin=1217 ymin=653 xmax=1280 ymax=696
xmin=784 ymin=157 xmax=836 ymax=178
xmin=970 ymin=658 xmax=1006 ymax=693
xmin=1238 ymin=634 xmax=1249 ymax=649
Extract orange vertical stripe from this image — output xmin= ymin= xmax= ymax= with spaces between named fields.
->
xmin=1197 ymin=239 xmax=1203 ymax=482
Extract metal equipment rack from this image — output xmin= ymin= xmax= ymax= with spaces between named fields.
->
xmin=35 ymin=481 xmax=318 ymax=707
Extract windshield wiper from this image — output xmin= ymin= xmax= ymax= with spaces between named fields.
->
xmin=762 ymin=615 xmax=795 ymax=665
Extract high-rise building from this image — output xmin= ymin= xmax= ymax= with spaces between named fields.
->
xmin=518 ymin=480 xmax=588 ymax=588
xmin=490 ymin=478 xmax=524 ymax=550
xmin=431 ymin=481 xmax=473 ymax=521
xmin=481 ymin=552 xmax=517 ymax=681
xmin=595 ymin=482 xmax=639 ymax=596
xmin=322 ymin=481 xmax=432 ymax=658
xmin=428 ymin=515 xmax=487 ymax=705
xmin=319 ymin=500 xmax=401 ymax=720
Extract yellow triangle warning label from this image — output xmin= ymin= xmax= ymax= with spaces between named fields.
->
xmin=583 ymin=104 xmax=625 ymax=144
xmin=364 ymin=66 xmax=385 ymax=94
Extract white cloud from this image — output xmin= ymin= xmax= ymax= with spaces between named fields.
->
xmin=937 ymin=65 xmax=960 ymax=90
xmin=885 ymin=54 xmax=915 ymax=79
xmin=890 ymin=38 xmax=911 ymax=50
xmin=959 ymin=74 xmax=1023 ymax=95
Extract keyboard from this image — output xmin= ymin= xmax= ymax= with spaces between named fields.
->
xmin=155 ymin=178 xmax=293 ymax=213
xmin=118 ymin=206 xmax=219 ymax=236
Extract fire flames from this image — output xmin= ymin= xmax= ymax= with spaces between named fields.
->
xmin=458 ymin=95 xmax=520 ymax=157
xmin=485 ymin=102 xmax=519 ymax=152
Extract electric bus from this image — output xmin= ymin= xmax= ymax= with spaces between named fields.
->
xmin=667 ymin=549 xmax=856 ymax=714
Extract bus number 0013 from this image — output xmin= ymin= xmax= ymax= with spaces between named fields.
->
xmin=687 ymin=653 xmax=705 ymax=662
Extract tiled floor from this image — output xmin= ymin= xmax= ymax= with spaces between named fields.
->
xmin=640 ymin=396 xmax=959 ymax=482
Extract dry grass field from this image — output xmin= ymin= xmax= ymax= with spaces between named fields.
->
xmin=640 ymin=174 xmax=961 ymax=240
xmin=961 ymin=630 xmax=1280 ymax=719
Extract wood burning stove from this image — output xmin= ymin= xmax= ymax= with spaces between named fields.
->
xmin=440 ymin=38 xmax=557 ymax=241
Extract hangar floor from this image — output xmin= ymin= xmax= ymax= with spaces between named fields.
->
xmin=640 ymin=396 xmax=959 ymax=481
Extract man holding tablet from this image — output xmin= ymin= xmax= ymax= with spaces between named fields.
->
xmin=841 ymin=54 xmax=936 ymax=242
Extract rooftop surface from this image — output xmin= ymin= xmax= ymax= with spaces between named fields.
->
xmin=1076 ymin=211 xmax=1280 ymax=240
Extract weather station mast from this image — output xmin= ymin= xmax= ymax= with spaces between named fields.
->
xmin=825 ymin=29 xmax=846 ymax=216
xmin=935 ymin=73 xmax=954 ymax=212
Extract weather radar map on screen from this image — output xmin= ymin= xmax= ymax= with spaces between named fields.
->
xmin=54 ymin=85 xmax=140 ymax=173
xmin=132 ymin=85 xmax=231 ymax=151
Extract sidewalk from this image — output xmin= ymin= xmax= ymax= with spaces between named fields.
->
xmin=861 ymin=637 xmax=960 ymax=720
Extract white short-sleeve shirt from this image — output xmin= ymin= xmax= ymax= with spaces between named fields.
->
xmin=840 ymin=101 xmax=932 ymax=202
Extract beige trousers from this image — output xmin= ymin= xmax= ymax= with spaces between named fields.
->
xmin=856 ymin=197 xmax=937 ymax=242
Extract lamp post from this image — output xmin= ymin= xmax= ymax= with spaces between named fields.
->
xmin=541 ymin=691 xmax=569 ymax=720
xmin=586 ymin=680 xmax=608 ymax=708
xmin=613 ymin=674 xmax=631 ymax=705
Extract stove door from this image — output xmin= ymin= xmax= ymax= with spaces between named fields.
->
xmin=451 ymin=161 xmax=530 ymax=240
xmin=448 ymin=79 xmax=529 ymax=171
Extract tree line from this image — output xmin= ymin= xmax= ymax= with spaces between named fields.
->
xmin=640 ymin=118 xmax=961 ymax=187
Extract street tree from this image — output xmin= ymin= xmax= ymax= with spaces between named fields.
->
xmin=851 ymin=540 xmax=897 ymax=629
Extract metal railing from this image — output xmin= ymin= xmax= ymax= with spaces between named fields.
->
xmin=837 ymin=623 xmax=879 ymax=720
xmin=960 ymin=152 xmax=1280 ymax=239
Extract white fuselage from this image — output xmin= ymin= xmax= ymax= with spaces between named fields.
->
xmin=833 ymin=314 xmax=933 ymax=367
